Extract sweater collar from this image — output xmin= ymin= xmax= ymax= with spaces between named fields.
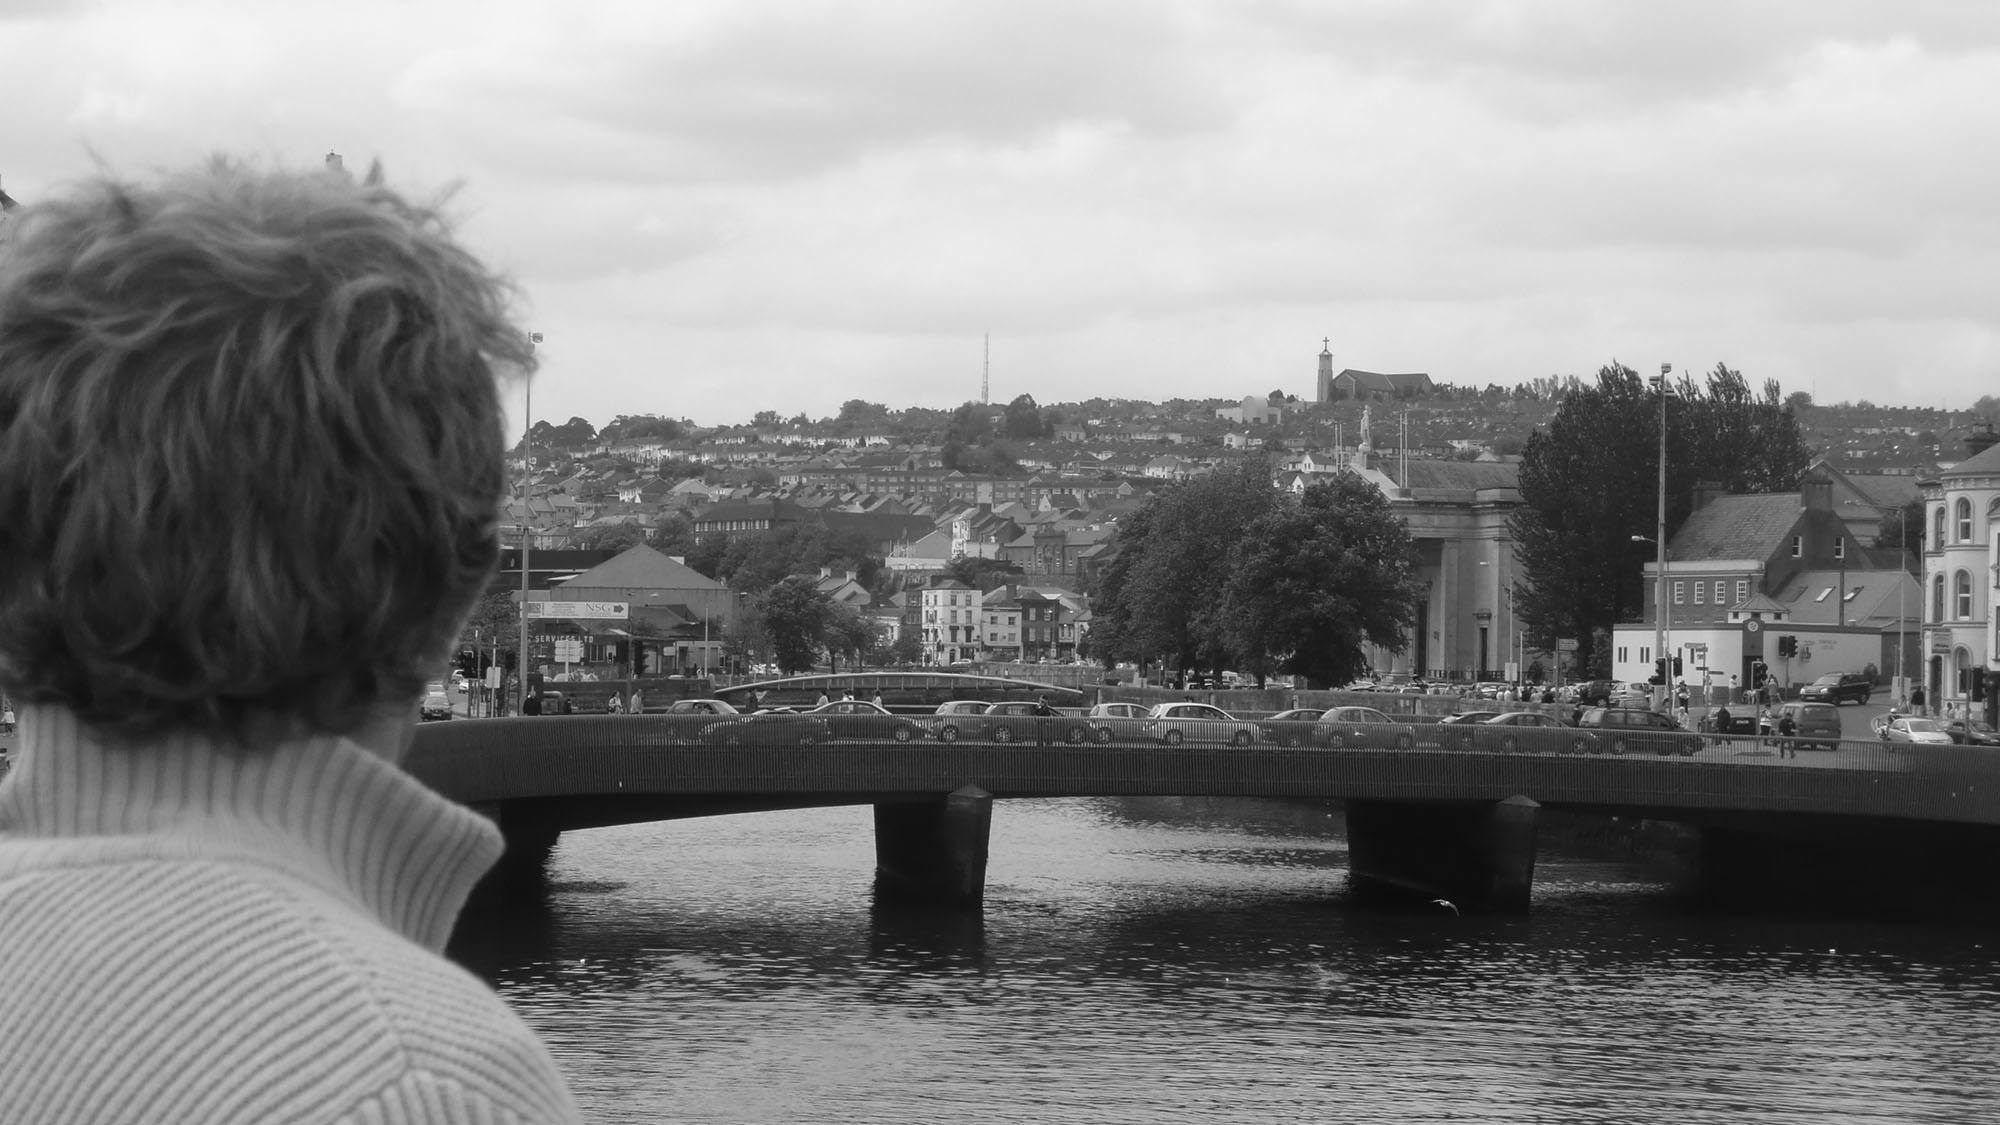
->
xmin=0 ymin=704 xmax=501 ymax=950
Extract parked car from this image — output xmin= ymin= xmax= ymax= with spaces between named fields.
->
xmin=1875 ymin=714 xmax=1953 ymax=745
xmin=1434 ymin=710 xmax=1501 ymax=750
xmin=1143 ymin=701 xmax=1262 ymax=747
xmin=1761 ymin=701 xmax=1842 ymax=751
xmin=805 ymin=699 xmax=924 ymax=743
xmin=1577 ymin=706 xmax=1699 ymax=756
xmin=1574 ymin=680 xmax=1618 ymax=706
xmin=928 ymin=700 xmax=992 ymax=743
xmin=663 ymin=699 xmax=740 ymax=716
xmin=1315 ymin=705 xmax=1415 ymax=750
xmin=1257 ymin=707 xmax=1325 ymax=747
xmin=981 ymin=700 xmax=1099 ymax=745
xmin=1087 ymin=702 xmax=1149 ymax=720
xmin=1947 ymin=718 xmax=2000 ymax=747
xmin=701 ymin=706 xmax=825 ymax=746
xmin=1481 ymin=711 xmax=1597 ymax=754
xmin=1800 ymin=672 xmax=1873 ymax=706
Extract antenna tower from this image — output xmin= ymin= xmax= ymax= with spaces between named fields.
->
xmin=982 ymin=334 xmax=989 ymax=404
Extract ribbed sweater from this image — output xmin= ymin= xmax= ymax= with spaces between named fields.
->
xmin=0 ymin=706 xmax=583 ymax=1124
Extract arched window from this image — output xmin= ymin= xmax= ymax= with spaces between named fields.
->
xmin=1957 ymin=570 xmax=1973 ymax=619
xmin=1935 ymin=504 xmax=1947 ymax=547
xmin=1958 ymin=497 xmax=1974 ymax=542
xmin=1933 ymin=573 xmax=1945 ymax=623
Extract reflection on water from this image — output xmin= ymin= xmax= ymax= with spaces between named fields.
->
xmin=453 ymin=798 xmax=2000 ymax=1124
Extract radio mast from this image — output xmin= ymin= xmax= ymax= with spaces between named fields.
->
xmin=982 ymin=334 xmax=990 ymax=404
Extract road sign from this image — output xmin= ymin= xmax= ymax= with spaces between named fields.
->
xmin=524 ymin=600 xmax=629 ymax=620
xmin=554 ymin=638 xmax=584 ymax=663
xmin=1557 ymin=638 xmax=1578 ymax=651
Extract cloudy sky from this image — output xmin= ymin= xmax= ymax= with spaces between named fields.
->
xmin=5 ymin=0 xmax=1996 ymax=429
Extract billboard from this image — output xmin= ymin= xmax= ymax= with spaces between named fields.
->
xmin=523 ymin=600 xmax=630 ymax=620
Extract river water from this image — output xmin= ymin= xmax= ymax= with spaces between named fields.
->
xmin=451 ymin=798 xmax=2000 ymax=1124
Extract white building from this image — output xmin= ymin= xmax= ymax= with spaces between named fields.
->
xmin=1919 ymin=426 xmax=2000 ymax=717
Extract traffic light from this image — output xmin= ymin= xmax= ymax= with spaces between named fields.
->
xmin=1778 ymin=635 xmax=1796 ymax=658
xmin=1672 ymin=655 xmax=1683 ymax=677
xmin=1650 ymin=658 xmax=1666 ymax=685
xmin=634 ymin=647 xmax=651 ymax=676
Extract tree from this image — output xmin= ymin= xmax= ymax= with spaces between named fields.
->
xmin=888 ymin=632 xmax=924 ymax=666
xmin=1509 ymin=361 xmax=1814 ymax=673
xmin=1218 ymin=476 xmax=1421 ymax=687
xmin=573 ymin=522 xmax=646 ymax=552
xmin=1003 ymin=394 xmax=1049 ymax=440
xmin=1875 ymin=497 xmax=1925 ymax=555
xmin=1092 ymin=458 xmax=1279 ymax=678
xmin=758 ymin=576 xmax=834 ymax=674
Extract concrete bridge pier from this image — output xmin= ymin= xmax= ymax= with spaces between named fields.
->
xmin=873 ymin=785 xmax=993 ymax=908
xmin=479 ymin=802 xmax=564 ymax=902
xmin=1345 ymin=795 xmax=1541 ymax=912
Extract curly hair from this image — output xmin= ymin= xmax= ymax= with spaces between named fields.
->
xmin=0 ymin=158 xmax=536 ymax=743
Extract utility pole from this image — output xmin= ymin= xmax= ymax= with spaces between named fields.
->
xmin=1655 ymin=364 xmax=1671 ymax=711
xmin=518 ymin=332 xmax=543 ymax=716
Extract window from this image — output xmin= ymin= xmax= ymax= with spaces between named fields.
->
xmin=1640 ymin=647 xmax=1651 ymax=664
xmin=1714 ymin=580 xmax=1727 ymax=606
xmin=1617 ymin=647 xmax=1628 ymax=663
xmin=1694 ymin=583 xmax=1705 ymax=605
xmin=1933 ymin=574 xmax=1945 ymax=623
xmin=1673 ymin=581 xmax=1685 ymax=606
xmin=1958 ymin=498 xmax=1973 ymax=542
xmin=1936 ymin=505 xmax=1947 ymax=546
xmin=1814 ymin=587 xmax=1833 ymax=602
xmin=1791 ymin=536 xmax=1803 ymax=558
xmin=1834 ymin=537 xmax=1845 ymax=560
xmin=1957 ymin=570 xmax=1973 ymax=619
xmin=1736 ymin=580 xmax=1749 ymax=603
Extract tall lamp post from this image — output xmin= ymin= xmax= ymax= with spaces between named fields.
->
xmin=518 ymin=331 xmax=543 ymax=716
xmin=1648 ymin=364 xmax=1671 ymax=709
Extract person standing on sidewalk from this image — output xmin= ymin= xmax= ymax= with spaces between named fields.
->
xmin=0 ymin=159 xmax=580 ymax=1123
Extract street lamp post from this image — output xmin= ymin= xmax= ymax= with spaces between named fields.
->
xmin=1652 ymin=364 xmax=1671 ymax=709
xmin=517 ymin=332 xmax=543 ymax=717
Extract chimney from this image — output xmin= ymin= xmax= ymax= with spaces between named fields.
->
xmin=1801 ymin=471 xmax=1833 ymax=512
xmin=1966 ymin=423 xmax=2000 ymax=459
xmin=1692 ymin=480 xmax=1727 ymax=513
xmin=324 ymin=151 xmax=346 ymax=177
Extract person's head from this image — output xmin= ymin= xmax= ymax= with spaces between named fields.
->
xmin=0 ymin=157 xmax=535 ymax=744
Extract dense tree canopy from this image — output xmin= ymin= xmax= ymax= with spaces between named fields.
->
xmin=1509 ymin=362 xmax=1814 ymax=674
xmin=1092 ymin=460 xmax=1419 ymax=686
xmin=1218 ymin=476 xmax=1422 ymax=688
xmin=759 ymin=576 xmax=835 ymax=674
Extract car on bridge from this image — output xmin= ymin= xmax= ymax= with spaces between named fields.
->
xmin=802 ymin=699 xmax=925 ymax=743
xmin=1143 ymin=702 xmax=1262 ymax=747
xmin=1478 ymin=711 xmax=1597 ymax=755
xmin=979 ymin=700 xmax=1101 ymax=745
xmin=1314 ymin=706 xmax=1415 ymax=750
xmin=1084 ymin=701 xmax=1150 ymax=743
xmin=1874 ymin=714 xmax=1953 ymax=745
xmin=1432 ymin=710 xmax=1501 ymax=750
xmin=1577 ymin=706 xmax=1699 ymax=756
xmin=1948 ymin=718 xmax=2000 ymax=747
xmin=663 ymin=699 xmax=740 ymax=716
xmin=927 ymin=700 xmax=991 ymax=743
xmin=699 ymin=704 xmax=824 ymax=746
xmin=1257 ymin=707 xmax=1325 ymax=747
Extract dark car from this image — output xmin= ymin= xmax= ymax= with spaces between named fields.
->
xmin=1948 ymin=718 xmax=2000 ymax=747
xmin=1799 ymin=672 xmax=1873 ymax=706
xmin=1480 ymin=711 xmax=1597 ymax=755
xmin=419 ymin=686 xmax=452 ymax=722
xmin=802 ymin=699 xmax=924 ymax=743
xmin=981 ymin=700 xmax=1100 ymax=745
xmin=1315 ymin=705 xmax=1415 ymax=750
xmin=1258 ymin=707 xmax=1325 ymax=747
xmin=1577 ymin=706 xmax=1699 ymax=756
xmin=1433 ymin=710 xmax=1501 ymax=750
xmin=1574 ymin=680 xmax=1619 ymax=706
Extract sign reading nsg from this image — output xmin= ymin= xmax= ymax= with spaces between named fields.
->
xmin=523 ymin=601 xmax=630 ymax=620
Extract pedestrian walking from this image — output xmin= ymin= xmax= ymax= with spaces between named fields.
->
xmin=1777 ymin=711 xmax=1798 ymax=757
xmin=607 ymin=694 xmax=623 ymax=715
xmin=0 ymin=159 xmax=579 ymax=1121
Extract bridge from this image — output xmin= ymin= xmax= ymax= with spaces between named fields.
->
xmin=408 ymin=716 xmax=2000 ymax=913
